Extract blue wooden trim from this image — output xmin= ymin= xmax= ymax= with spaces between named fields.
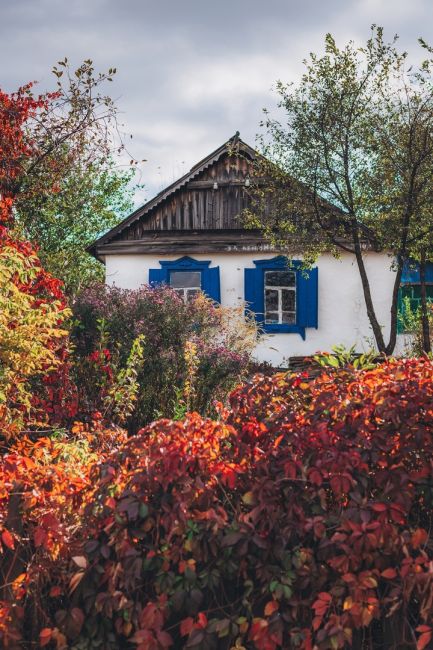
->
xmin=244 ymin=256 xmax=318 ymax=338
xmin=149 ymin=256 xmax=220 ymax=302
xmin=149 ymin=268 xmax=167 ymax=284
xmin=159 ymin=256 xmax=212 ymax=271
xmin=244 ymin=268 xmax=259 ymax=316
xmin=203 ymin=266 xmax=221 ymax=303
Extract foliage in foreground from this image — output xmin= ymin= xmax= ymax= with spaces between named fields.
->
xmin=2 ymin=358 xmax=433 ymax=648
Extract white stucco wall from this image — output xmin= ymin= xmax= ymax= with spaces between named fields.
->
xmin=104 ymin=251 xmax=401 ymax=367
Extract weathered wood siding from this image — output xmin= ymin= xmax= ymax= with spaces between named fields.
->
xmin=117 ymin=154 xmax=254 ymax=242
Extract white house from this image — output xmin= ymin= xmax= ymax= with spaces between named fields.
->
xmin=90 ymin=134 xmax=412 ymax=367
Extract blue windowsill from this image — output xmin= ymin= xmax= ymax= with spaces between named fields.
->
xmin=257 ymin=319 xmax=306 ymax=339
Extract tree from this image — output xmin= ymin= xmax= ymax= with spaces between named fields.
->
xmin=248 ymin=26 xmax=433 ymax=355
xmin=0 ymin=59 xmax=139 ymax=294
xmin=1 ymin=59 xmax=121 ymax=205
xmin=14 ymin=157 xmax=135 ymax=296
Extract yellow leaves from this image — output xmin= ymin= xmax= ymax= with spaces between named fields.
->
xmin=241 ymin=491 xmax=256 ymax=506
xmin=230 ymin=639 xmax=247 ymax=650
xmin=343 ymin=596 xmax=353 ymax=611
xmin=361 ymin=603 xmax=375 ymax=627
xmin=0 ymin=244 xmax=69 ymax=435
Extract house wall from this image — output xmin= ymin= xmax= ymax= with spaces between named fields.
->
xmin=104 ymin=251 xmax=402 ymax=367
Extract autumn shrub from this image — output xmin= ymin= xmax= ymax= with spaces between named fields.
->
xmin=0 ymin=228 xmax=70 ymax=437
xmin=71 ymin=283 xmax=256 ymax=430
xmin=18 ymin=357 xmax=431 ymax=650
xmin=0 ymin=424 xmax=127 ymax=648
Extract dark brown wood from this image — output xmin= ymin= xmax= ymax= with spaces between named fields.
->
xmin=128 ymin=155 xmax=254 ymax=234
xmin=187 ymin=179 xmax=254 ymax=189
xmin=89 ymin=135 xmax=260 ymax=260
xmin=95 ymin=229 xmax=278 ymax=257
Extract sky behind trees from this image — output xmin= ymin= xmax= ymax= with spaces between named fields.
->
xmin=1 ymin=0 xmax=433 ymax=201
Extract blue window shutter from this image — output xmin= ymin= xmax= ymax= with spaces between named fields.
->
xmin=402 ymin=260 xmax=420 ymax=283
xmin=202 ymin=266 xmax=221 ymax=302
xmin=149 ymin=268 xmax=167 ymax=285
xmin=245 ymin=267 xmax=263 ymax=322
xmin=297 ymin=267 xmax=318 ymax=329
xmin=402 ymin=259 xmax=433 ymax=284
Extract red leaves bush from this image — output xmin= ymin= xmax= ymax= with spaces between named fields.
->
xmin=34 ymin=358 xmax=433 ymax=649
xmin=4 ymin=358 xmax=433 ymax=648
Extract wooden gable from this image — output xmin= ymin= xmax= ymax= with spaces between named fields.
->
xmin=90 ymin=134 xmax=271 ymax=260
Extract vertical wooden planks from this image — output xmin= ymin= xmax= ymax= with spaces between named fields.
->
xmin=117 ymin=150 xmax=259 ymax=237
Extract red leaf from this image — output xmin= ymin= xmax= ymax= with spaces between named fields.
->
xmin=309 ymin=469 xmax=323 ymax=486
xmin=412 ymin=528 xmax=428 ymax=549
xmin=264 ymin=600 xmax=279 ymax=616
xmin=49 ymin=586 xmax=62 ymax=597
xmin=34 ymin=526 xmax=46 ymax=548
xmin=417 ymin=630 xmax=432 ymax=650
xmin=157 ymin=630 xmax=173 ymax=647
xmin=39 ymin=628 xmax=52 ymax=647
xmin=371 ymin=503 xmax=388 ymax=512
xmin=1 ymin=529 xmax=14 ymax=550
xmin=180 ymin=617 xmax=194 ymax=637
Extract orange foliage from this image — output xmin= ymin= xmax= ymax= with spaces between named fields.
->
xmin=1 ymin=360 xmax=433 ymax=647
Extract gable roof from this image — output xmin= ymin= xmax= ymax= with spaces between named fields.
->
xmin=90 ymin=132 xmax=256 ymax=252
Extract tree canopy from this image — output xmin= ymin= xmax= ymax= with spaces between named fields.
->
xmin=14 ymin=157 xmax=135 ymax=296
xmin=248 ymin=26 xmax=433 ymax=354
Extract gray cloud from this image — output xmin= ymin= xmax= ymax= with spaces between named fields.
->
xmin=1 ymin=0 xmax=433 ymax=200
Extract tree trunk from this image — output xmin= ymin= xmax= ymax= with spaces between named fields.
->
xmin=419 ymin=249 xmax=431 ymax=354
xmin=352 ymin=240 xmax=405 ymax=357
xmin=385 ymin=258 xmax=405 ymax=356
xmin=351 ymin=226 xmax=387 ymax=353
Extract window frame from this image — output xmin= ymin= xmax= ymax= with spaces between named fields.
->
xmin=149 ymin=256 xmax=221 ymax=303
xmin=169 ymin=270 xmax=202 ymax=302
xmin=245 ymin=256 xmax=318 ymax=338
xmin=264 ymin=269 xmax=297 ymax=325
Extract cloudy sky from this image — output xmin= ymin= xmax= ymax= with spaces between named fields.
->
xmin=1 ymin=0 xmax=433 ymax=203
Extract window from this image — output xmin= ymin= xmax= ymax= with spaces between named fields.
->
xmin=169 ymin=270 xmax=201 ymax=302
xmin=245 ymin=256 xmax=318 ymax=338
xmin=264 ymin=270 xmax=296 ymax=324
xmin=148 ymin=256 xmax=221 ymax=303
